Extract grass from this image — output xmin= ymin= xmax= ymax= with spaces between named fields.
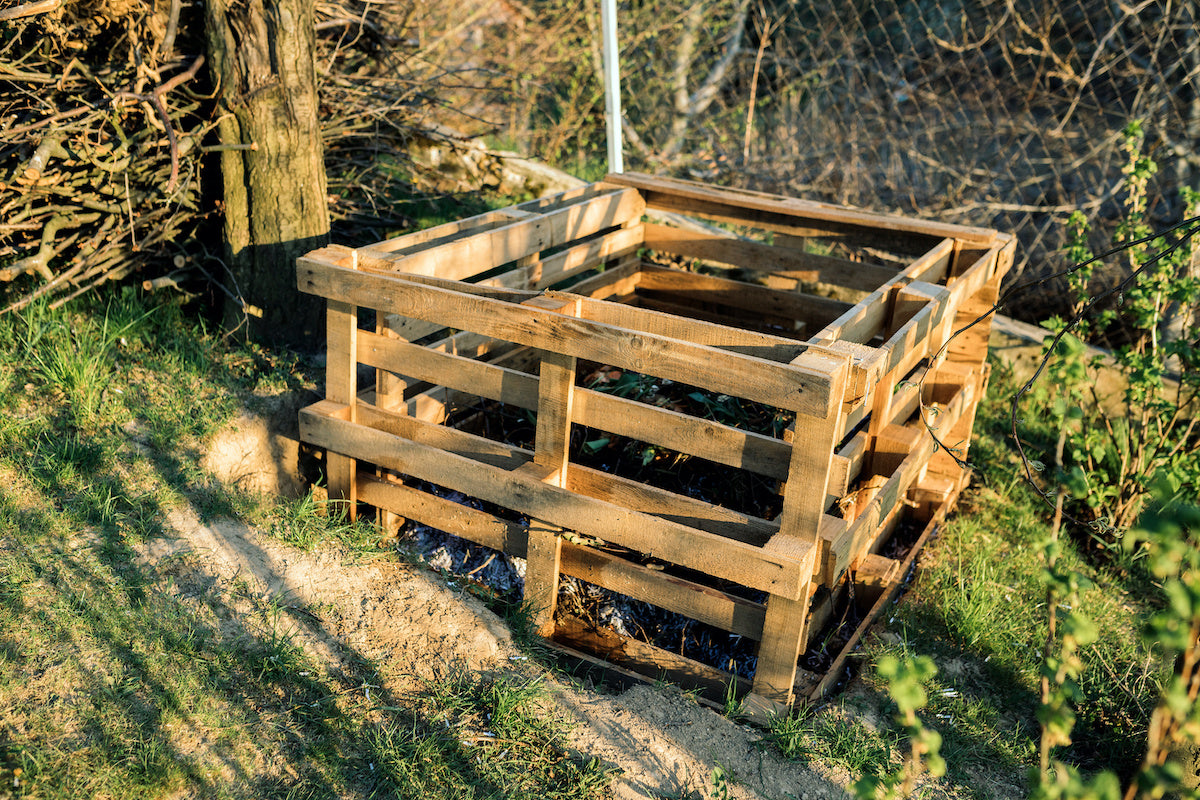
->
xmin=0 ymin=289 xmax=614 ymax=800
xmin=763 ymin=707 xmax=898 ymax=778
xmin=0 ymin=281 xmax=1170 ymax=799
xmin=811 ymin=357 xmax=1165 ymax=797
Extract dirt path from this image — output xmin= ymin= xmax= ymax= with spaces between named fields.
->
xmin=139 ymin=501 xmax=846 ymax=800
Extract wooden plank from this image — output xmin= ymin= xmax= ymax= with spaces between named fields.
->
xmin=607 ymin=172 xmax=1000 ymax=247
xmin=809 ymin=482 xmax=961 ymax=703
xmin=524 ymin=295 xmax=579 ymax=638
xmin=752 ymin=349 xmax=847 ymax=705
xmin=299 ymin=404 xmax=811 ymax=596
xmin=360 ymin=209 xmax=526 ymax=256
xmin=325 ymin=300 xmax=358 ymax=513
xmin=562 ymin=258 xmax=642 ymax=300
xmin=753 ymin=592 xmax=812 ymax=704
xmin=356 ymin=332 xmax=794 ymax=479
xmin=554 ymin=615 xmax=746 ymax=702
xmin=560 ymin=545 xmax=768 ymax=639
xmin=636 ymin=265 xmax=853 ymax=330
xmin=358 ymin=474 xmax=527 ymax=553
xmin=562 ymin=290 xmax=811 ymax=363
xmin=370 ymin=187 xmax=645 ymax=281
xmin=298 ymin=256 xmax=836 ymax=416
xmin=353 ymin=402 xmax=529 ymax=469
xmin=358 ymin=471 xmax=771 ymax=642
xmin=360 ymin=184 xmax=632 ymax=259
xmin=352 ymin=398 xmax=790 ymax=544
xmin=897 ymin=238 xmax=954 ymax=285
xmin=826 ymin=382 xmax=973 ymax=585
xmin=810 ymin=240 xmax=961 ymax=348
xmin=527 ymin=295 xmax=580 ymax=485
xmin=776 ymin=350 xmax=850 ymax=544
xmin=565 ymin=468 xmax=783 ymax=545
xmin=869 ymin=281 xmax=953 ymax=380
xmin=379 ymin=313 xmax=447 ymax=343
xmin=641 ymin=223 xmax=898 ymax=292
xmin=635 ymin=296 xmax=806 ymax=339
xmin=813 ymin=285 xmax=891 ymax=345
xmin=480 ymin=225 xmax=643 ymax=291
xmin=526 ymin=517 xmax=563 ymax=637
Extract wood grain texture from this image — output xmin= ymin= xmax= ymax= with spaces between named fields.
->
xmin=324 ymin=300 xmax=357 ymax=511
xmin=298 ymin=256 xmax=835 ymax=415
xmin=606 ymin=172 xmax=1000 ymax=246
xmin=358 ymin=473 xmax=769 ymax=639
xmin=300 ymin=403 xmax=811 ymax=596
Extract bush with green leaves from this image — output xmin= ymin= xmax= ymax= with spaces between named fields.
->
xmin=1026 ymin=121 xmax=1199 ymax=537
xmin=851 ymin=655 xmax=945 ymax=800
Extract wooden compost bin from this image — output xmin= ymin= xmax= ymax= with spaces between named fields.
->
xmin=297 ymin=173 xmax=1015 ymax=713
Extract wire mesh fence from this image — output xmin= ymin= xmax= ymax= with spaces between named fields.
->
xmin=462 ymin=0 xmax=1200 ymax=322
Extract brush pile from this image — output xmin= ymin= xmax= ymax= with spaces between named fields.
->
xmin=0 ymin=0 xmax=492 ymax=313
xmin=0 ymin=0 xmax=210 ymax=312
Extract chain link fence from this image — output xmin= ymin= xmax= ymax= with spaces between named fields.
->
xmin=463 ymin=0 xmax=1200 ymax=321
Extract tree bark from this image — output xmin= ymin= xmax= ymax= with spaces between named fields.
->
xmin=204 ymin=0 xmax=329 ymax=348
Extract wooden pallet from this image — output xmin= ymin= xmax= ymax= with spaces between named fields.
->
xmin=297 ymin=174 xmax=1015 ymax=713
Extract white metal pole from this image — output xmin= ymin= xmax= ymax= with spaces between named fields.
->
xmin=600 ymin=0 xmax=624 ymax=174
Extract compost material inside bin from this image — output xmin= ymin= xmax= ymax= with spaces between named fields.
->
xmin=393 ymin=364 xmax=927 ymax=687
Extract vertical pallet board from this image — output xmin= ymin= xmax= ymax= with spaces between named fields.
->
xmin=297 ymin=175 xmax=1015 ymax=712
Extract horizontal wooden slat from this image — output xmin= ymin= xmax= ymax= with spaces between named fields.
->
xmin=370 ymin=187 xmax=645 ymax=281
xmin=351 ymin=398 xmax=786 ymax=543
xmin=359 ymin=474 xmax=527 ymax=553
xmin=479 ymin=225 xmax=644 ymax=291
xmin=562 ymin=290 xmax=810 ymax=362
xmin=561 ymin=258 xmax=642 ymax=300
xmin=298 ymin=256 xmax=836 ymax=415
xmin=357 ymin=331 xmax=795 ymax=479
xmin=557 ymin=547 xmax=767 ymax=639
xmin=357 ymin=474 xmax=768 ymax=639
xmin=361 ymin=209 xmax=527 ymax=256
xmin=300 ymin=402 xmax=810 ymax=597
xmin=634 ymin=296 xmax=805 ymax=339
xmin=565 ymin=467 xmax=783 ymax=545
xmin=607 ymin=172 xmax=1000 ymax=248
xmin=641 ymin=223 xmax=899 ymax=292
xmin=636 ymin=265 xmax=853 ymax=330
xmin=554 ymin=615 xmax=747 ymax=700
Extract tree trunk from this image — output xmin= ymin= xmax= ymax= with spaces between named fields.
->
xmin=204 ymin=0 xmax=329 ymax=348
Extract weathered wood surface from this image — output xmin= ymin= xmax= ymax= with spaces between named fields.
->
xmin=298 ymin=254 xmax=837 ymax=416
xmin=641 ymin=222 xmax=899 ymax=292
xmin=300 ymin=176 xmax=1016 ymax=711
xmin=356 ymin=330 xmax=797 ymax=480
xmin=301 ymin=401 xmax=813 ymax=598
xmin=360 ymin=184 xmax=644 ymax=280
xmin=607 ymin=172 xmax=1002 ymax=250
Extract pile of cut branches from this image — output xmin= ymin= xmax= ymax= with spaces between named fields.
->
xmin=0 ymin=0 xmax=210 ymax=312
xmin=0 ymin=0 xmax=501 ymax=314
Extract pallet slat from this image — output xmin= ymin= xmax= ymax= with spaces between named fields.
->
xmin=298 ymin=175 xmax=1015 ymax=712
xmin=301 ymin=403 xmax=813 ymax=597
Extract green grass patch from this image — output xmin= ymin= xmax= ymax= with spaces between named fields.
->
xmin=0 ymin=289 xmax=616 ymax=800
xmin=845 ymin=358 xmax=1164 ymax=796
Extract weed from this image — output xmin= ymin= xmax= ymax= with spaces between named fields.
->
xmin=265 ymin=492 xmax=378 ymax=553
xmin=709 ymin=762 xmax=733 ymax=799
xmin=721 ymin=675 xmax=744 ymax=718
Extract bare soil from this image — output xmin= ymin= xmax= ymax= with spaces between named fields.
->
xmin=177 ymin=408 xmax=848 ymax=800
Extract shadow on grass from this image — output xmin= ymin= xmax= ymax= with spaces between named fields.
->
xmin=0 ymin=416 xmax=604 ymax=799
